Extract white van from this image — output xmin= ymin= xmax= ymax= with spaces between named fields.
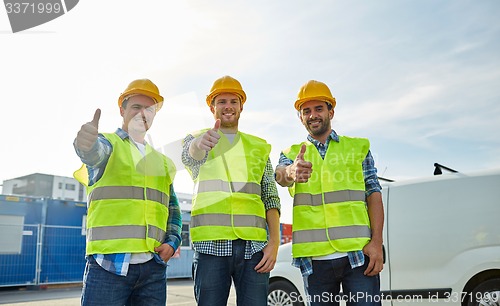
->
xmin=268 ymin=168 xmax=500 ymax=306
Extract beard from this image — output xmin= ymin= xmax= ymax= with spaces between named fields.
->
xmin=218 ymin=111 xmax=240 ymax=128
xmin=305 ymin=118 xmax=330 ymax=137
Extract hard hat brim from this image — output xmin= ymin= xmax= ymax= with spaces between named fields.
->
xmin=294 ymin=96 xmax=336 ymax=111
xmin=206 ymin=89 xmax=247 ymax=107
xmin=118 ymin=89 xmax=164 ymax=110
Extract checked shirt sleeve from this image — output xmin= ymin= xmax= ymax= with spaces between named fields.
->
xmin=165 ymin=185 xmax=182 ymax=251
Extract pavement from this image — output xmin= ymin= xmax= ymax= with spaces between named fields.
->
xmin=0 ymin=279 xmax=236 ymax=306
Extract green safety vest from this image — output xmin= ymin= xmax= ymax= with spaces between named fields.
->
xmin=283 ymin=136 xmax=371 ymax=258
xmin=189 ymin=130 xmax=271 ymax=242
xmin=74 ymin=133 xmax=175 ymax=255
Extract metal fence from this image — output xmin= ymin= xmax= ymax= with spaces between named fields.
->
xmin=0 ymin=224 xmax=86 ymax=287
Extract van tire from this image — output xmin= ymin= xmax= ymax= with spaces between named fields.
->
xmin=466 ymin=278 xmax=500 ymax=306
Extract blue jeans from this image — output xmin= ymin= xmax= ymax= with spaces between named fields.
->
xmin=193 ymin=239 xmax=269 ymax=306
xmin=305 ymin=256 xmax=381 ymax=306
xmin=81 ymin=256 xmax=167 ymax=306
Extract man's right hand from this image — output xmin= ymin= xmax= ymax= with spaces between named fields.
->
xmin=76 ymin=109 xmax=101 ymax=152
xmin=287 ymin=144 xmax=313 ymax=183
xmin=195 ymin=119 xmax=221 ymax=152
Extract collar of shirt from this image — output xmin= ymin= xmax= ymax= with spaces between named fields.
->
xmin=306 ymin=129 xmax=339 ymax=146
xmin=116 ymin=128 xmax=150 ymax=149
xmin=115 ymin=128 xmax=131 ymax=140
xmin=306 ymin=129 xmax=339 ymax=158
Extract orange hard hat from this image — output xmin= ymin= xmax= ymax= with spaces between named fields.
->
xmin=118 ymin=79 xmax=164 ymax=111
xmin=206 ymin=75 xmax=247 ymax=106
xmin=294 ymin=80 xmax=336 ymax=111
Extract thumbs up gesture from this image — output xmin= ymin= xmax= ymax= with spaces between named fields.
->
xmin=76 ymin=109 xmax=101 ymax=152
xmin=287 ymin=144 xmax=313 ymax=183
xmin=196 ymin=119 xmax=221 ymax=152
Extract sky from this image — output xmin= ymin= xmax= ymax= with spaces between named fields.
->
xmin=1 ymin=0 xmax=500 ymax=223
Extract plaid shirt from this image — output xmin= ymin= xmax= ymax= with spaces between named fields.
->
xmin=182 ymin=133 xmax=281 ymax=259
xmin=74 ymin=128 xmax=182 ymax=276
xmin=278 ymin=129 xmax=382 ymax=276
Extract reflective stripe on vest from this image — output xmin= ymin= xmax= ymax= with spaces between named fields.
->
xmin=196 ymin=179 xmax=261 ymax=196
xmin=87 ymin=224 xmax=166 ymax=244
xmin=284 ymin=136 xmax=371 ymax=257
xmin=293 ymin=190 xmax=365 ymax=206
xmin=293 ymin=225 xmax=371 ymax=243
xmin=189 ymin=131 xmax=270 ymax=242
xmin=90 ymin=186 xmax=170 ymax=207
xmin=191 ymin=214 xmax=267 ymax=229
xmin=74 ymin=132 xmax=174 ymax=255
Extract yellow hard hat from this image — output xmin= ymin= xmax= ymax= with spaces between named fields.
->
xmin=206 ymin=75 xmax=247 ymax=106
xmin=118 ymin=79 xmax=164 ymax=111
xmin=294 ymin=80 xmax=336 ymax=111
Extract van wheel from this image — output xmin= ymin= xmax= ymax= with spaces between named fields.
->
xmin=268 ymin=279 xmax=304 ymax=306
xmin=466 ymin=278 xmax=500 ymax=306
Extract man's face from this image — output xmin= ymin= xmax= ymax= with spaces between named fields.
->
xmin=299 ymin=100 xmax=334 ymax=137
xmin=120 ymin=95 xmax=157 ymax=133
xmin=210 ymin=93 xmax=243 ymax=128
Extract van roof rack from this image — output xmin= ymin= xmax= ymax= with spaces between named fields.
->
xmin=378 ymin=176 xmax=395 ymax=182
xmin=434 ymin=163 xmax=458 ymax=175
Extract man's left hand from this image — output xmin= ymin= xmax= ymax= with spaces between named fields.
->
xmin=254 ymin=241 xmax=279 ymax=273
xmin=155 ymin=244 xmax=175 ymax=262
xmin=362 ymin=240 xmax=384 ymax=276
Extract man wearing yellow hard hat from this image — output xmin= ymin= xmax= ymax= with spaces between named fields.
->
xmin=275 ymin=80 xmax=385 ymax=305
xmin=182 ymin=75 xmax=281 ymax=306
xmin=73 ymin=79 xmax=181 ymax=306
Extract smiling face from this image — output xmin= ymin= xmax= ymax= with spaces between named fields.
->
xmin=299 ymin=100 xmax=334 ymax=141
xmin=210 ymin=92 xmax=243 ymax=132
xmin=120 ymin=94 xmax=157 ymax=135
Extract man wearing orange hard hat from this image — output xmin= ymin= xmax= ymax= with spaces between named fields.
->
xmin=182 ymin=75 xmax=281 ymax=306
xmin=73 ymin=79 xmax=181 ymax=306
xmin=275 ymin=80 xmax=385 ymax=306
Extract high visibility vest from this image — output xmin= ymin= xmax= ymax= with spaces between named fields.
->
xmin=189 ymin=130 xmax=271 ymax=242
xmin=283 ymin=136 xmax=371 ymax=258
xmin=74 ymin=133 xmax=176 ymax=255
